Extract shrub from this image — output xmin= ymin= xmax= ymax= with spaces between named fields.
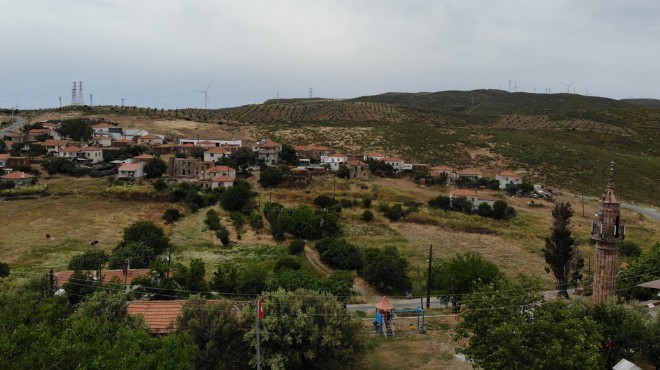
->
xmin=360 ymin=246 xmax=412 ymax=294
xmin=362 ymin=196 xmax=372 ymax=208
xmin=315 ymin=238 xmax=363 ymax=270
xmin=205 ymin=209 xmax=221 ymax=231
xmin=428 ymin=195 xmax=451 ymax=210
xmin=108 ymin=242 xmax=156 ymax=269
xmin=313 ymin=195 xmax=337 ymax=209
xmin=68 ymin=250 xmax=109 ymax=271
xmin=248 ymin=213 xmax=264 ymax=232
xmin=339 ymin=198 xmax=354 ymax=208
xmin=619 ymin=241 xmax=642 ymax=257
xmin=0 ymin=262 xmax=9 ymax=278
xmin=216 ymin=226 xmax=230 ymax=247
xmin=123 ymin=221 xmax=169 ymax=254
xmin=274 ymin=256 xmax=302 ymax=272
xmin=288 ymin=239 xmax=305 ymax=255
xmin=163 ymin=208 xmax=182 ymax=224
xmin=362 ymin=209 xmax=374 ymax=222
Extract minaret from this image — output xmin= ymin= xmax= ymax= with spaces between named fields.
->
xmin=591 ymin=162 xmax=625 ymax=302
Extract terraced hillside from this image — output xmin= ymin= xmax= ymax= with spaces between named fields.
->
xmin=19 ymin=89 xmax=660 ymax=206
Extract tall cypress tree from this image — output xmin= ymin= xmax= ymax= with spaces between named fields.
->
xmin=543 ymin=202 xmax=584 ymax=298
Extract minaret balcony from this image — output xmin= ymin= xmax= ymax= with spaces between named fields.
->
xmin=590 ymin=221 xmax=625 ymax=242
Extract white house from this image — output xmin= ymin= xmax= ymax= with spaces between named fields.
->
xmin=202 ymin=165 xmax=236 ymax=180
xmin=92 ymin=136 xmax=112 ymax=147
xmin=450 ymin=189 xmax=479 ymax=206
xmin=203 ymin=147 xmax=232 ymax=163
xmin=118 ymin=162 xmax=145 ymax=180
xmin=456 ymin=168 xmax=483 ymax=181
xmin=58 ymin=146 xmax=82 ymax=160
xmin=210 ymin=176 xmax=235 ymax=189
xmin=92 ymin=123 xmax=123 ymax=139
xmin=429 ymin=165 xmax=457 ymax=184
xmin=179 ymin=138 xmax=242 ymax=147
xmin=132 ymin=154 xmax=155 ymax=163
xmin=79 ymin=146 xmax=104 ymax=164
xmin=383 ymin=157 xmax=405 ymax=172
xmin=0 ymin=171 xmax=35 ymax=188
xmin=137 ymin=134 xmax=164 ymax=145
xmin=321 ymin=152 xmax=348 ymax=171
xmin=253 ymin=139 xmax=282 ymax=166
xmin=0 ymin=153 xmax=8 ymax=168
xmin=496 ymin=170 xmax=522 ymax=189
xmin=363 ymin=152 xmax=385 ymax=161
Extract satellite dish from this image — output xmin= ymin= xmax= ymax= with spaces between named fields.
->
xmin=54 ymin=288 xmax=65 ymax=297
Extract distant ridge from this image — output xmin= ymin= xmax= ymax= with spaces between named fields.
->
xmin=620 ymin=98 xmax=660 ymax=109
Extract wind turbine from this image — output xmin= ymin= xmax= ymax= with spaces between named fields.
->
xmin=560 ymin=81 xmax=574 ymax=93
xmin=197 ymin=82 xmax=212 ymax=110
xmin=514 ymin=81 xmax=523 ymax=92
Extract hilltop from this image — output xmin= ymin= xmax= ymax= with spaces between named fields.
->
xmin=16 ymin=89 xmax=660 ymax=206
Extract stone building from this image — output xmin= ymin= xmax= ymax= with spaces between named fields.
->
xmin=591 ymin=162 xmax=625 ymax=302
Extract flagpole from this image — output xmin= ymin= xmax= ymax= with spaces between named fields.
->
xmin=256 ymin=296 xmax=261 ymax=370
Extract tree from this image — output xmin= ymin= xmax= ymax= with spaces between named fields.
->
xmin=236 ymin=265 xmax=269 ymax=295
xmin=243 ymin=289 xmax=366 ymax=369
xmin=433 ymin=252 xmax=502 ymax=311
xmin=173 ymin=259 xmax=210 ymax=295
xmin=123 ymin=221 xmax=170 ymax=254
xmin=153 ymin=177 xmax=168 ymax=192
xmin=143 ymin=157 xmax=168 ymax=178
xmin=617 ymin=242 xmax=660 ymax=300
xmin=543 ymin=202 xmax=583 ymax=298
xmin=454 ymin=275 xmax=601 ymax=370
xmin=216 ymin=226 xmax=231 ymax=247
xmin=313 ymin=195 xmax=337 ymax=209
xmin=108 ymin=242 xmax=156 ymax=269
xmin=220 ymin=179 xmax=256 ymax=212
xmin=315 ymin=238 xmax=363 ymax=270
xmin=361 ymin=209 xmax=374 ymax=221
xmin=477 ymin=202 xmax=492 ymax=217
xmin=211 ymin=263 xmax=239 ymax=293
xmin=67 ymin=250 xmax=109 ymax=271
xmin=57 ymin=119 xmax=93 ymax=141
xmin=205 ymin=209 xmax=222 ymax=230
xmin=288 ymin=239 xmax=305 ymax=255
xmin=428 ymin=195 xmax=451 ymax=210
xmin=280 ymin=143 xmax=297 ymax=164
xmin=259 ymin=166 xmax=284 ymax=188
xmin=162 ymin=208 xmax=181 ymax=224
xmin=360 ymin=246 xmax=412 ymax=294
xmin=177 ymin=297 xmax=249 ymax=369
xmin=451 ymin=196 xmax=474 ymax=213
xmin=618 ymin=240 xmax=642 ymax=257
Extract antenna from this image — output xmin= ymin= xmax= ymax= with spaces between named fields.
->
xmin=90 ymin=94 xmax=93 ymax=107
xmin=560 ymin=81 xmax=574 ymax=93
xmin=197 ymin=82 xmax=212 ymax=110
xmin=309 ymin=88 xmax=313 ymax=98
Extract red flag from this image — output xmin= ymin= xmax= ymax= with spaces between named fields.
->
xmin=258 ymin=298 xmax=265 ymax=320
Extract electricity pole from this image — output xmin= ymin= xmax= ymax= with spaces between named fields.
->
xmin=426 ymin=244 xmax=432 ymax=309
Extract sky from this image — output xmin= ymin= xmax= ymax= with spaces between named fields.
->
xmin=1 ymin=0 xmax=659 ymax=109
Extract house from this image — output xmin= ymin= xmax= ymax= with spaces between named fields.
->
xmin=253 ymin=139 xmax=282 ymax=166
xmin=202 ymin=165 xmax=236 ymax=180
xmin=321 ymin=152 xmax=348 ymax=171
xmin=137 ymin=134 xmax=164 ymax=145
xmin=430 ymin=165 xmax=457 ymax=184
xmin=196 ymin=140 xmax=218 ymax=149
xmin=169 ymin=157 xmax=210 ymax=179
xmin=456 ymin=168 xmax=483 ymax=181
xmin=0 ymin=171 xmax=35 ymax=187
xmin=203 ymin=147 xmax=232 ymax=163
xmin=42 ymin=139 xmax=70 ymax=154
xmin=118 ymin=162 xmax=145 ymax=180
xmin=176 ymin=143 xmax=202 ymax=158
xmin=112 ymin=138 xmax=134 ymax=147
xmin=450 ymin=189 xmax=500 ymax=210
xmin=210 ymin=176 xmax=235 ymax=189
xmin=127 ymin=300 xmax=185 ymax=334
xmin=92 ymin=123 xmax=122 ymax=138
xmin=92 ymin=135 xmax=112 ymax=147
xmin=28 ymin=128 xmax=60 ymax=141
xmin=54 ymin=269 xmax=151 ymax=286
xmin=58 ymin=145 xmax=82 ymax=160
xmin=0 ymin=154 xmax=9 ymax=168
xmin=295 ymin=145 xmax=331 ymax=159
xmin=79 ymin=146 xmax=104 ymax=164
xmin=450 ymin=189 xmax=479 ymax=206
xmin=383 ymin=157 xmax=405 ymax=172
xmin=347 ymin=160 xmax=369 ymax=180
xmin=178 ymin=138 xmax=242 ymax=148
xmin=496 ymin=170 xmax=522 ymax=189
xmin=363 ymin=152 xmax=385 ymax=161
xmin=122 ymin=129 xmax=150 ymax=140
xmin=132 ymin=154 xmax=155 ymax=163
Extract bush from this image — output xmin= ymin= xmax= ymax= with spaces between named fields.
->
xmin=362 ymin=197 xmax=372 ymax=208
xmin=258 ymin=167 xmax=284 ymax=188
xmin=216 ymin=226 xmax=230 ymax=247
xmin=381 ymin=203 xmax=405 ymax=221
xmin=123 ymin=221 xmax=169 ymax=254
xmin=428 ymin=195 xmax=451 ymax=210
xmin=274 ymin=256 xmax=302 ymax=272
xmin=313 ymin=195 xmax=337 ymax=209
xmin=315 ymin=238 xmax=363 ymax=270
xmin=0 ymin=262 xmax=9 ymax=278
xmin=619 ymin=241 xmax=642 ymax=257
xmin=288 ymin=239 xmax=305 ymax=255
xmin=362 ymin=209 xmax=374 ymax=222
xmin=248 ymin=213 xmax=264 ymax=232
xmin=360 ymin=246 xmax=412 ymax=294
xmin=339 ymin=198 xmax=354 ymax=208
xmin=205 ymin=209 xmax=221 ymax=231
xmin=163 ymin=208 xmax=182 ymax=224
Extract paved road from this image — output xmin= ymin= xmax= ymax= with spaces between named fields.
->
xmin=577 ymin=194 xmax=660 ymax=222
xmin=1 ymin=115 xmax=25 ymax=133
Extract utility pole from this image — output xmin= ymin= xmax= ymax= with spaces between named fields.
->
xmin=121 ymin=98 xmax=125 ymax=107
xmin=309 ymin=88 xmax=313 ymax=98
xmin=58 ymin=97 xmax=62 ymax=108
xmin=256 ymin=297 xmax=262 ymax=370
xmin=426 ymin=244 xmax=432 ymax=309
xmin=89 ymin=94 xmax=93 ymax=107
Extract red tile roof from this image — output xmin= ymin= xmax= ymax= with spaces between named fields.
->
xmin=60 ymin=146 xmax=81 ymax=153
xmin=451 ymin=189 xmax=478 ymax=197
xmin=119 ymin=163 xmax=143 ymax=171
xmin=255 ymin=139 xmax=281 ymax=149
xmin=127 ymin=300 xmax=185 ymax=334
xmin=330 ymin=153 xmax=347 ymax=158
xmin=364 ymin=152 xmax=385 ymax=158
xmin=383 ymin=157 xmax=404 ymax=162
xmin=205 ymin=147 xmax=232 ymax=154
xmin=211 ymin=176 xmax=235 ymax=183
xmin=1 ymin=171 xmax=34 ymax=180
xmin=0 ymin=153 xmax=9 ymax=160
xmin=29 ymin=129 xmax=51 ymax=133
xmin=139 ymin=134 xmax=160 ymax=140
xmin=54 ymin=269 xmax=151 ymax=286
xmin=209 ymin=165 xmax=235 ymax=172
xmin=43 ymin=139 xmax=69 ymax=146
xmin=80 ymin=146 xmax=101 ymax=152
xmin=457 ymin=168 xmax=482 ymax=175
xmin=113 ymin=138 xmax=134 ymax=143
xmin=430 ymin=165 xmax=454 ymax=171
xmin=498 ymin=170 xmax=520 ymax=178
xmin=133 ymin=154 xmax=155 ymax=160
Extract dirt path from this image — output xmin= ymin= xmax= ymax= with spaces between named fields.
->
xmin=304 ymin=245 xmax=380 ymax=301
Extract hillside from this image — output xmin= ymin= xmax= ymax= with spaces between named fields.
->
xmin=20 ymin=89 xmax=660 ymax=206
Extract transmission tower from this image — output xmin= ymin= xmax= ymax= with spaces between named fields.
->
xmin=78 ymin=81 xmax=85 ymax=105
xmin=71 ymin=82 xmax=78 ymax=105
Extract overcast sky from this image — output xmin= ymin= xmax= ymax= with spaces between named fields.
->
xmin=1 ymin=0 xmax=659 ymax=109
